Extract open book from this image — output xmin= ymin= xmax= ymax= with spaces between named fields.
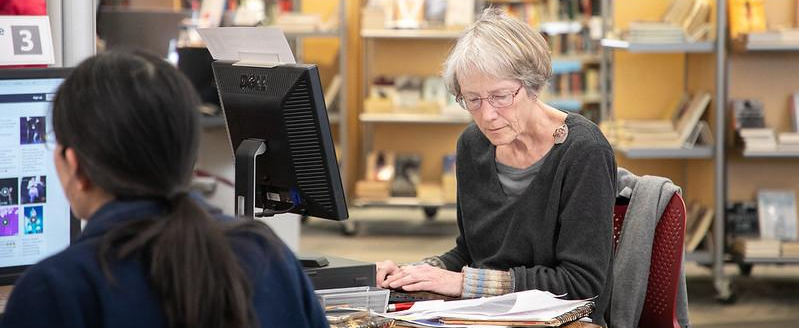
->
xmin=382 ymin=289 xmax=594 ymax=327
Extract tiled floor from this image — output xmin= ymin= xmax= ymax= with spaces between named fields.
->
xmin=300 ymin=207 xmax=799 ymax=328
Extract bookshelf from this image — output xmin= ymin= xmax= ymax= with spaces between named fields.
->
xmin=353 ymin=0 xmax=603 ymax=229
xmin=724 ymin=0 xmax=799 ymax=298
xmin=600 ymin=0 xmax=730 ymax=300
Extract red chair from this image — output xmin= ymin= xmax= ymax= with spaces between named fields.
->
xmin=612 ymin=193 xmax=687 ymax=328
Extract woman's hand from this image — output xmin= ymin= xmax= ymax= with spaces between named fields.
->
xmin=376 ymin=260 xmax=402 ymax=287
xmin=382 ymin=264 xmax=463 ymax=297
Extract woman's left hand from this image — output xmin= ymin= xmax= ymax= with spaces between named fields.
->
xmin=383 ymin=264 xmax=463 ymax=297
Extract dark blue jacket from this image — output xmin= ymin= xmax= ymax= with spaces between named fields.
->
xmin=0 ymin=199 xmax=328 ymax=328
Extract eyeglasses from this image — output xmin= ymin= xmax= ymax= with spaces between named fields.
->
xmin=456 ymin=84 xmax=524 ymax=111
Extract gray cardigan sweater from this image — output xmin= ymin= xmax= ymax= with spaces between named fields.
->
xmin=439 ymin=113 xmax=616 ymax=325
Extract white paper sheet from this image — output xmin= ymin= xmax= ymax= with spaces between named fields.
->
xmin=197 ymin=27 xmax=295 ymax=66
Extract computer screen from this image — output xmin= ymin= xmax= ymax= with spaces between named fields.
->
xmin=212 ymin=62 xmax=348 ymax=221
xmin=0 ymin=69 xmax=79 ymax=285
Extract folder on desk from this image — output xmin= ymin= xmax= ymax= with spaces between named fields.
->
xmin=383 ymin=289 xmax=594 ymax=327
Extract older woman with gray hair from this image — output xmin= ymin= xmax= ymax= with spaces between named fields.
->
xmin=376 ymin=8 xmax=616 ymax=325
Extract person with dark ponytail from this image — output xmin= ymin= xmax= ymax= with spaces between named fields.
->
xmin=0 ymin=51 xmax=328 ymax=328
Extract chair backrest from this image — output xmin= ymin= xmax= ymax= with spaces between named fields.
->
xmin=612 ymin=193 xmax=686 ymax=328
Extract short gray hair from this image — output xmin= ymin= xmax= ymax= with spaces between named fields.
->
xmin=442 ymin=8 xmax=552 ymax=97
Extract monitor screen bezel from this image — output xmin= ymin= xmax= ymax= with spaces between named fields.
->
xmin=0 ymin=68 xmax=80 ymax=286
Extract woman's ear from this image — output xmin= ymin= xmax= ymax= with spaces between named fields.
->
xmin=63 ymin=148 xmax=91 ymax=191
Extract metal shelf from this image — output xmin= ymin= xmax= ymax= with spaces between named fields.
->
xmin=742 ymin=150 xmax=799 ymax=158
xmin=552 ymin=54 xmax=601 ymax=64
xmin=601 ymin=38 xmax=715 ymax=53
xmin=359 ymin=112 xmax=472 ymax=124
xmin=686 ymin=251 xmax=713 ymax=264
xmin=731 ymin=38 xmax=799 ymax=52
xmin=615 ymin=145 xmax=714 ymax=159
xmin=361 ymin=28 xmax=462 ymax=39
xmin=739 ymin=257 xmax=799 ymax=264
xmin=353 ymin=197 xmax=456 ymax=208
xmin=543 ymin=94 xmax=601 ymax=112
xmin=283 ymin=30 xmax=340 ymax=38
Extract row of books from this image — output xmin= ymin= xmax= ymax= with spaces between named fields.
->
xmin=739 ymin=129 xmax=799 ymax=153
xmin=732 ymin=93 xmax=799 ymax=154
xmin=545 ymin=28 xmax=601 ymax=56
xmin=545 ymin=69 xmax=600 ymax=99
xmin=601 ymin=92 xmax=712 ymax=149
xmin=733 ymin=238 xmax=799 ymax=259
xmin=609 ymin=0 xmax=712 ymax=44
xmin=491 ymin=0 xmax=600 ymax=26
xmin=364 ymin=75 xmax=464 ymax=116
xmin=356 ymin=152 xmax=456 ymax=202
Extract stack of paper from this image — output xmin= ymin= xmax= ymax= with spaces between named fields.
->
xmin=382 ymin=290 xmax=594 ymax=327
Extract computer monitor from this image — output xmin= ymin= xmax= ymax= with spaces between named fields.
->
xmin=0 ymin=68 xmax=80 ymax=285
xmin=211 ymin=61 xmax=348 ymax=221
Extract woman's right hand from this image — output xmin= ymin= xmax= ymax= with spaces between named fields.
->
xmin=376 ymin=260 xmax=401 ymax=288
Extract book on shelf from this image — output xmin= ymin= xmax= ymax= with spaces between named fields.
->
xmin=441 ymin=154 xmax=456 ymax=203
xmin=791 ymin=92 xmax=799 ymax=132
xmin=782 ymin=241 xmax=799 ymax=258
xmin=728 ymin=0 xmax=767 ymax=39
xmin=733 ymin=237 xmax=782 ymax=259
xmin=740 ymin=127 xmax=777 ymax=152
xmin=744 ymin=28 xmax=799 ymax=48
xmin=757 ymin=189 xmax=798 ymax=241
xmin=686 ymin=204 xmax=714 ymax=252
xmin=730 ymin=99 xmax=766 ymax=131
xmin=391 ymin=153 xmax=422 ymax=197
xmin=726 ymin=201 xmax=760 ymax=245
xmin=324 ymin=74 xmax=342 ymax=111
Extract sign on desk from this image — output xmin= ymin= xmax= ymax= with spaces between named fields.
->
xmin=0 ymin=16 xmax=54 ymax=66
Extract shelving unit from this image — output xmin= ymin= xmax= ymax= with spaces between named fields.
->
xmin=600 ymin=0 xmax=731 ymax=300
xmin=723 ymin=1 xmax=799 ymax=291
xmin=351 ymin=1 xmax=604 ymax=234
xmin=286 ymin=0 xmax=349 ymax=190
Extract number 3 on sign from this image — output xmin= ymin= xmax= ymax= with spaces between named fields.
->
xmin=11 ymin=26 xmax=43 ymax=55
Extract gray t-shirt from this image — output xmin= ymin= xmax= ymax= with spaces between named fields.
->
xmin=496 ymin=154 xmax=547 ymax=201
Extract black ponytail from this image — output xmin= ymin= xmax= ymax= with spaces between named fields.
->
xmin=53 ymin=51 xmax=266 ymax=328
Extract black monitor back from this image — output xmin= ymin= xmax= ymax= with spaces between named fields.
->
xmin=212 ymin=62 xmax=347 ymax=220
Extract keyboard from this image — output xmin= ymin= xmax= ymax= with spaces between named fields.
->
xmin=388 ymin=290 xmax=456 ymax=303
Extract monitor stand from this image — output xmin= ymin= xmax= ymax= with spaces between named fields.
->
xmin=233 ymin=139 xmax=375 ymax=289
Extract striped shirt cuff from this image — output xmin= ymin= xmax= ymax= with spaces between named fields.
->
xmin=403 ymin=256 xmax=447 ymax=269
xmin=461 ymin=267 xmax=514 ymax=298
